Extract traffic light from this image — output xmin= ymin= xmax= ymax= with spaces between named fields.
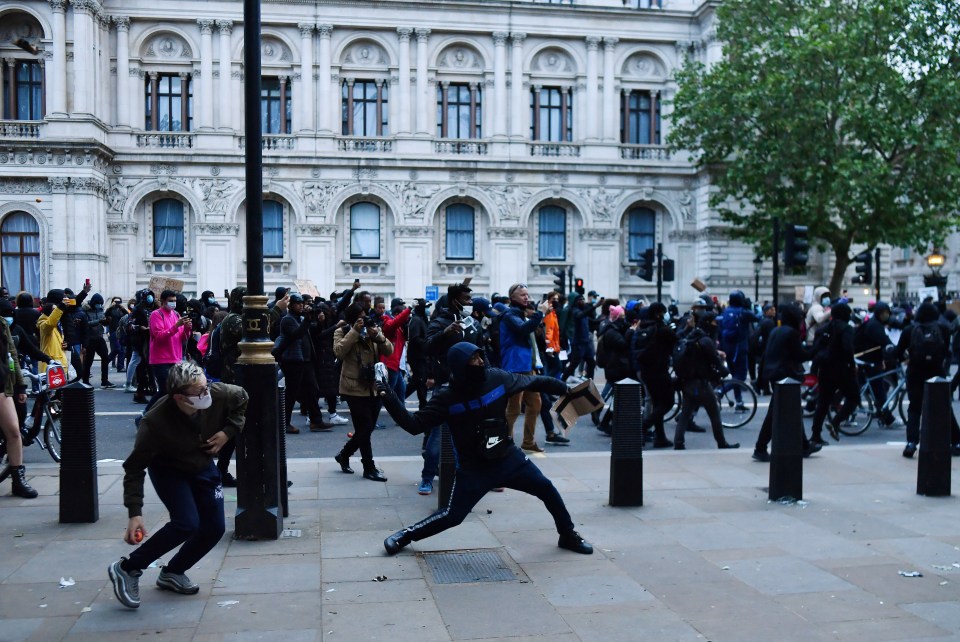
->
xmin=552 ymin=268 xmax=566 ymax=293
xmin=662 ymin=259 xmax=675 ymax=282
xmin=574 ymin=278 xmax=585 ymax=295
xmin=852 ymin=251 xmax=872 ymax=285
xmin=638 ymin=247 xmax=655 ymax=281
xmin=783 ymin=224 xmax=809 ymax=269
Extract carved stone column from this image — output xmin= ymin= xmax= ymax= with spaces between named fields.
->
xmin=216 ymin=20 xmax=233 ymax=130
xmin=415 ymin=28 xmax=431 ymax=134
xmin=396 ymin=28 xmax=412 ymax=135
xmin=298 ymin=23 xmax=314 ymax=132
xmin=510 ymin=32 xmax=526 ymax=138
xmin=492 ymin=32 xmax=508 ymax=138
xmin=114 ymin=17 xmax=130 ymax=126
xmin=198 ymin=19 xmax=214 ymax=129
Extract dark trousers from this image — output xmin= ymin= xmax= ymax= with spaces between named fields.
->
xmin=144 ymin=362 xmax=175 ymax=412
xmin=81 ymin=336 xmax=110 ymax=384
xmin=69 ymin=344 xmax=84 ymax=383
xmin=340 ymin=395 xmax=382 ymax=470
xmin=640 ymin=373 xmax=672 ymax=440
xmin=722 ymin=343 xmax=748 ymax=402
xmin=280 ymin=360 xmax=322 ymax=427
xmin=108 ymin=330 xmax=126 ymax=370
xmin=756 ymin=402 xmax=811 ymax=451
xmin=811 ymin=371 xmax=860 ymax=439
xmin=905 ymin=378 xmax=960 ymax=445
xmin=401 ymin=447 xmax=574 ymax=542
xmin=126 ymin=462 xmax=225 ymax=574
xmin=864 ymin=364 xmax=895 ymax=425
xmin=407 ymin=360 xmax=429 ymax=410
xmin=562 ymin=341 xmax=596 ymax=380
xmin=675 ymin=378 xmax=726 ymax=447
xmin=134 ymin=347 xmax=152 ymax=397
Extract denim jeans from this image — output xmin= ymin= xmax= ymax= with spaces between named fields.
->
xmin=144 ymin=362 xmax=175 ymax=412
xmin=126 ymin=461 xmax=225 ymax=574
xmin=388 ymin=367 xmax=407 ymax=401
xmin=126 ymin=350 xmax=141 ymax=388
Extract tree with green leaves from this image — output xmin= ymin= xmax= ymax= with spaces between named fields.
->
xmin=668 ymin=0 xmax=960 ymax=295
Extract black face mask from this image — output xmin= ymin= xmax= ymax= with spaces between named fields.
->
xmin=41 ymin=303 xmax=55 ymax=316
xmin=462 ymin=364 xmax=486 ymax=388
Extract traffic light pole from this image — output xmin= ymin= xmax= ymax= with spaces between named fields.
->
xmin=656 ymin=242 xmax=663 ymax=303
xmin=875 ymin=248 xmax=881 ymax=301
xmin=771 ymin=218 xmax=780 ymax=305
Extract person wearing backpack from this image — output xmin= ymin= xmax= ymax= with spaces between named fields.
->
xmin=631 ymin=302 xmax=676 ymax=448
xmin=809 ymin=303 xmax=860 ymax=445
xmin=673 ymin=311 xmax=739 ymax=450
xmin=895 ymin=301 xmax=960 ymax=458
xmin=717 ymin=291 xmax=759 ymax=411
xmin=750 ymin=304 xmax=777 ymax=395
xmin=597 ymin=305 xmax=630 ymax=394
xmin=856 ymin=302 xmax=897 ymax=426
xmin=561 ymin=293 xmax=601 ymax=381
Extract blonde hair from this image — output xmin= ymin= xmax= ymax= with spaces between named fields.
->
xmin=165 ymin=360 xmax=205 ymax=394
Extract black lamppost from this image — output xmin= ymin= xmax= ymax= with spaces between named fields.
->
xmin=753 ymin=256 xmax=762 ymax=303
xmin=235 ymin=0 xmax=283 ymax=540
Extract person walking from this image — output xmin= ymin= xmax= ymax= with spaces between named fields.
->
xmin=0 ymin=314 xmax=37 ymax=498
xmin=379 ymin=342 xmax=592 ymax=556
xmin=809 ymin=303 xmax=860 ymax=445
xmin=500 ymin=283 xmax=546 ymax=452
xmin=106 ymin=296 xmax=128 ymax=373
xmin=276 ymin=294 xmax=328 ymax=433
xmin=632 ymin=302 xmax=676 ymax=448
xmin=145 ymin=290 xmax=192 ymax=411
xmin=107 ymin=361 xmax=248 ymax=609
xmin=81 ymin=293 xmax=115 ymax=388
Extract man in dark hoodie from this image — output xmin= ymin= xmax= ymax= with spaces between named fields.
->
xmin=809 ymin=303 xmax=859 ymax=444
xmin=633 ymin=301 xmax=676 ymax=448
xmin=752 ymin=304 xmax=821 ymax=461
xmin=81 ymin=293 xmax=115 ymax=388
xmin=856 ymin=301 xmax=896 ymax=426
xmin=562 ymin=293 xmax=601 ymax=381
xmin=379 ymin=342 xmax=592 ymax=556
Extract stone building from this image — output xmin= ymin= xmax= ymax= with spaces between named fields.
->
xmin=0 ymin=0 xmax=888 ymax=305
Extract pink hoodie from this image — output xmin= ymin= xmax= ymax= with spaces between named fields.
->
xmin=148 ymin=306 xmax=190 ymax=365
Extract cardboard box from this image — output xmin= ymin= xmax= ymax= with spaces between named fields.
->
xmin=294 ymin=279 xmax=320 ymax=298
xmin=147 ymin=276 xmax=185 ymax=295
xmin=550 ymin=378 xmax=604 ymax=432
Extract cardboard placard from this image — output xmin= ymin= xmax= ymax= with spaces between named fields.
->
xmin=550 ymin=378 xmax=604 ymax=433
xmin=147 ymin=276 xmax=185 ymax=295
xmin=294 ymin=279 xmax=320 ymax=298
xmin=691 ymin=278 xmax=707 ymax=293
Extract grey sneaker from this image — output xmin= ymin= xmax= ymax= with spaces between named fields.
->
xmin=156 ymin=567 xmax=200 ymax=595
xmin=108 ymin=558 xmax=141 ymax=608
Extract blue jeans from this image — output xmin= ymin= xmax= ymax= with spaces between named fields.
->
xmin=388 ymin=367 xmax=406 ymax=401
xmin=126 ymin=461 xmax=225 ymax=574
xmin=144 ymin=362 xmax=175 ymax=412
xmin=722 ymin=341 xmax=748 ymax=403
xmin=126 ymin=350 xmax=141 ymax=388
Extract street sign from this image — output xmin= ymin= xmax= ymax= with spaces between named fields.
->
xmin=425 ymin=285 xmax=439 ymax=302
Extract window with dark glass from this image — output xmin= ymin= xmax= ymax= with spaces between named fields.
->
xmin=261 ymin=77 xmax=292 ymax=134
xmin=0 ymin=212 xmax=41 ymax=295
xmin=2 ymin=61 xmax=44 ymax=120
xmin=145 ymin=74 xmax=192 ymax=131
xmin=445 ymin=204 xmax=475 ymax=259
xmin=263 ymin=200 xmax=284 ymax=258
xmin=530 ymin=87 xmax=572 ymax=142
xmin=538 ymin=205 xmax=566 ymax=261
xmin=153 ymin=199 xmax=185 ymax=257
xmin=436 ymin=84 xmax=481 ymax=139
xmin=621 ymin=90 xmax=661 ymax=145
xmin=341 ymin=80 xmax=389 ymax=136
xmin=350 ymin=202 xmax=380 ymax=259
xmin=627 ymin=207 xmax=656 ymax=261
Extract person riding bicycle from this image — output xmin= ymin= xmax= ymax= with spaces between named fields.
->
xmin=856 ymin=301 xmax=897 ymax=427
xmin=809 ymin=303 xmax=860 ymax=445
xmin=717 ymin=290 xmax=759 ymax=412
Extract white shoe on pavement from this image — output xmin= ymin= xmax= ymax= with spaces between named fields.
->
xmin=328 ymin=413 xmax=349 ymax=425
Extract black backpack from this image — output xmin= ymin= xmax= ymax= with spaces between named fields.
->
xmin=631 ymin=324 xmax=657 ymax=366
xmin=203 ymin=324 xmax=223 ymax=378
xmin=811 ymin=322 xmax=835 ymax=369
xmin=909 ymin=322 xmax=945 ymax=368
xmin=672 ymin=336 xmax=701 ymax=381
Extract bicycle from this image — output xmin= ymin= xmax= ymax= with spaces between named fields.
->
xmin=0 ymin=362 xmax=65 ymax=472
xmin=829 ymin=361 xmax=908 ymax=436
xmin=666 ymin=376 xmax=758 ymax=429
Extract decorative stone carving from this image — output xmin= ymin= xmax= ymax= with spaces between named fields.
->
xmin=489 ymin=184 xmax=531 ymax=221
xmin=579 ymin=228 xmax=619 ymax=241
xmin=194 ymin=223 xmax=240 ymax=235
xmin=387 ymin=182 xmax=440 ymax=220
xmin=533 ymin=48 xmax=574 ymax=74
xmin=0 ymin=179 xmax=52 ymax=194
xmin=257 ymin=37 xmax=292 ymax=63
xmin=108 ymin=178 xmax=133 ymax=213
xmin=295 ymin=224 xmax=337 ymax=236
xmin=493 ymin=32 xmax=509 ymax=46
xmin=150 ymin=163 xmax=178 ymax=176
xmin=317 ymin=24 xmax=333 ymax=38
xmin=488 ymin=227 xmax=528 ymax=239
xmin=301 ymin=181 xmax=349 ymax=218
xmin=113 ymin=16 xmax=130 ymax=32
xmin=353 ymin=167 xmax=378 ymax=180
xmin=0 ymin=13 xmax=43 ymax=48
xmin=545 ymin=173 xmax=569 ymax=185
xmin=678 ymin=190 xmax=695 ymax=224
xmin=437 ymin=45 xmax=482 ymax=71
xmin=216 ymin=20 xmax=233 ymax=34
xmin=48 ymin=177 xmax=68 ymax=192
xmin=71 ymin=177 xmax=108 ymax=194
xmin=107 ymin=221 xmax=139 ymax=235
xmin=578 ymin=187 xmax=623 ymax=222
xmin=449 ymin=170 xmax=476 ymax=183
xmin=342 ymin=41 xmax=389 ymax=68
xmin=621 ymin=52 xmax=667 ymax=79
xmin=143 ymin=33 xmax=192 ymax=59
xmin=197 ymin=179 xmax=239 ymax=216
xmin=393 ymin=226 xmax=435 ymax=238
xmin=210 ymin=166 xmax=221 ymax=177
xmin=197 ymin=19 xmax=214 ymax=35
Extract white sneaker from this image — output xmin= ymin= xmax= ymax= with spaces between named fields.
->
xmin=328 ymin=414 xmax=349 ymax=425
xmin=125 ymin=385 xmax=136 ymax=393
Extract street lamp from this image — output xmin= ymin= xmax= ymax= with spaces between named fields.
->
xmin=927 ymin=251 xmax=945 ymax=270
xmin=925 ymin=250 xmax=947 ymax=302
xmin=753 ymin=256 xmax=762 ymax=302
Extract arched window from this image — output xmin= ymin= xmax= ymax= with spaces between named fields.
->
xmin=263 ymin=200 xmax=284 ymax=258
xmin=153 ymin=199 xmax=185 ymax=257
xmin=445 ymin=204 xmax=475 ymax=260
xmin=350 ymin=202 xmax=380 ymax=259
xmin=627 ymin=207 xmax=656 ymax=260
xmin=538 ymin=205 xmax=566 ymax=261
xmin=0 ymin=212 xmax=40 ymax=295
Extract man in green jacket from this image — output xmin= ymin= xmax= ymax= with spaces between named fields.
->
xmin=108 ymin=360 xmax=248 ymax=609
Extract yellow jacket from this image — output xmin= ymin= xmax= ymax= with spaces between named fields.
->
xmin=37 ymin=307 xmax=67 ymax=371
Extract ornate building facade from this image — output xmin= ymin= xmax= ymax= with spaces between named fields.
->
xmin=0 ymin=0 xmax=881 ymax=304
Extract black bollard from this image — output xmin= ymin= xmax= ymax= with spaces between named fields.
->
xmin=277 ymin=383 xmax=289 ymax=518
xmin=59 ymin=382 xmax=98 ymax=523
xmin=235 ymin=295 xmax=283 ymax=539
xmin=609 ymin=378 xmax=643 ymax=507
xmin=918 ymin=377 xmax=951 ymax=497
xmin=438 ymin=424 xmax=454 ymax=510
xmin=769 ymin=378 xmax=803 ymax=501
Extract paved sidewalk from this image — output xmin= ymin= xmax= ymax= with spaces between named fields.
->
xmin=1 ymin=445 xmax=959 ymax=641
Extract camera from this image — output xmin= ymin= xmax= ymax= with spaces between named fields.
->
xmin=358 ymin=363 xmax=376 ymax=383
xmin=363 ymin=316 xmax=378 ymax=328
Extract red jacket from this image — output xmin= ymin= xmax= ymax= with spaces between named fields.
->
xmin=380 ymin=307 xmax=411 ymax=372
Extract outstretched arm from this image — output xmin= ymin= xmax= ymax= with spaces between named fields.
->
xmin=380 ymin=387 xmax=447 ymax=436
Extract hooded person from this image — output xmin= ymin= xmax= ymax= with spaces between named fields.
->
xmin=806 ymin=286 xmax=832 ymax=343
xmin=37 ymin=289 xmax=68 ymax=372
xmin=81 ymin=293 xmax=115 ymax=388
xmin=218 ymin=286 xmax=248 ymax=385
xmin=807 ymin=302 xmax=859 ymax=444
xmin=378 ymin=341 xmax=593 ymax=557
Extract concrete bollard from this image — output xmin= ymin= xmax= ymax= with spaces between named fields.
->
xmin=438 ymin=424 xmax=454 ymax=510
xmin=770 ymin=378 xmax=803 ymax=501
xmin=59 ymin=382 xmax=98 ymax=523
xmin=609 ymin=378 xmax=643 ymax=507
xmin=918 ymin=377 xmax=951 ymax=497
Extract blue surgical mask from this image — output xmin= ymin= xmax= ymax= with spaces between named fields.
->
xmin=146 ymin=295 xmax=154 ymax=304
xmin=3 ymin=317 xmax=12 ymax=326
xmin=821 ymin=297 xmax=830 ymax=307
xmin=663 ymin=313 xmax=670 ymax=323
xmin=207 ymin=297 xmax=216 ymax=305
xmin=166 ymin=301 xmax=177 ymax=310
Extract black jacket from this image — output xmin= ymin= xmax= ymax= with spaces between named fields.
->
xmin=681 ymin=328 xmax=727 ymax=383
xmin=425 ymin=307 xmax=483 ymax=386
xmin=858 ymin=317 xmax=892 ymax=367
xmin=598 ymin=319 xmax=631 ymax=383
xmin=761 ymin=326 xmax=811 ymax=383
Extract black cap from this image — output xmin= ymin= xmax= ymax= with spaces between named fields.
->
xmin=390 ymin=297 xmax=405 ymax=309
xmin=275 ymin=286 xmax=290 ymax=299
xmin=289 ymin=293 xmax=304 ymax=303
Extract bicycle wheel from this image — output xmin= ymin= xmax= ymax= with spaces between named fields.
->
xmin=665 ymin=386 xmax=682 ymax=423
xmin=716 ymin=380 xmax=757 ymax=428
xmin=44 ymin=412 xmax=62 ymax=463
xmin=831 ymin=385 xmax=874 ymax=436
xmin=896 ymin=388 xmax=908 ymax=425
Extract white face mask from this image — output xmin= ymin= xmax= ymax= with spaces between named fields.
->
xmin=460 ymin=305 xmax=473 ymax=317
xmin=166 ymin=301 xmax=177 ymax=310
xmin=181 ymin=392 xmax=213 ymax=410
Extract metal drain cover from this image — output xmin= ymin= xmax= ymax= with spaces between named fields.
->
xmin=421 ymin=549 xmax=518 ymax=584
